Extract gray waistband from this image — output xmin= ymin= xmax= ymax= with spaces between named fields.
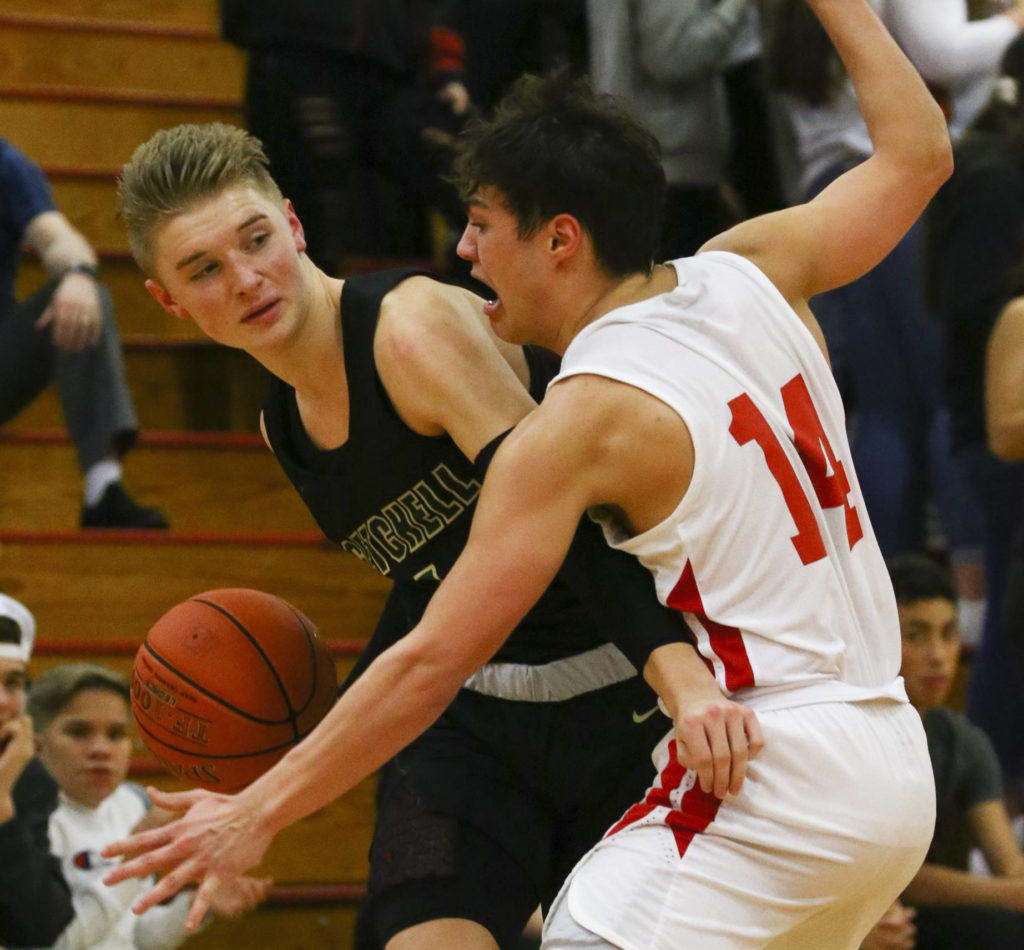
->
xmin=462 ymin=643 xmax=638 ymax=702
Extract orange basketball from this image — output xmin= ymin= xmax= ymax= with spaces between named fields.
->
xmin=131 ymin=588 xmax=337 ymax=792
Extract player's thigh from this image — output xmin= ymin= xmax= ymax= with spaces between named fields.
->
xmin=387 ymin=917 xmax=500 ymax=950
xmin=362 ymin=818 xmax=540 ymax=950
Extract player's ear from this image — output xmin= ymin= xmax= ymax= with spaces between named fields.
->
xmin=145 ymin=279 xmax=189 ymax=321
xmin=283 ymin=199 xmax=308 ymax=255
xmin=547 ymin=213 xmax=583 ymax=261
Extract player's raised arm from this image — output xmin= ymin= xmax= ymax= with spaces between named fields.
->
xmin=706 ymin=0 xmax=953 ymax=304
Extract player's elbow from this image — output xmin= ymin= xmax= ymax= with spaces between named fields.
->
xmin=888 ymin=104 xmax=953 ymax=199
xmin=919 ymin=113 xmax=954 ymax=189
xmin=929 ymin=132 xmax=955 ymax=189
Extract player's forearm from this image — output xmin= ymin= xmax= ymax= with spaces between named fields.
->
xmin=642 ymin=641 xmax=720 ymax=717
xmin=243 ymin=632 xmax=466 ymax=836
xmin=250 ymin=540 xmax=548 ymax=836
xmin=809 ymin=0 xmax=951 ymax=182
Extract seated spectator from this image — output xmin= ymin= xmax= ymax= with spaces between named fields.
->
xmin=868 ymin=555 xmax=1024 ymax=949
xmin=27 ymin=663 xmax=270 ymax=949
xmin=0 ymin=592 xmax=74 ymax=947
xmin=0 ymin=137 xmax=166 ymax=529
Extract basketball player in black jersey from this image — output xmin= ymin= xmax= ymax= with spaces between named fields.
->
xmin=102 ymin=123 xmax=756 ymax=946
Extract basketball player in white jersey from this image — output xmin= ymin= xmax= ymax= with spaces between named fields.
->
xmin=104 ymin=1 xmax=952 ymax=946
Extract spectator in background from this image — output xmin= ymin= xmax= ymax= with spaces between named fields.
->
xmin=0 ymin=592 xmax=74 ymax=948
xmin=219 ymin=0 xmax=471 ymax=271
xmin=27 ymin=662 xmax=270 ymax=949
xmin=922 ymin=33 xmax=1024 ymax=804
xmin=0 ymin=138 xmax=167 ymax=530
xmin=860 ymin=555 xmax=1024 ymax=950
xmin=764 ymin=0 xmax=1023 ymax=643
xmin=460 ymin=0 xmax=588 ymax=114
xmin=586 ymin=0 xmax=754 ymax=258
xmin=723 ymin=0 xmax=788 ymax=218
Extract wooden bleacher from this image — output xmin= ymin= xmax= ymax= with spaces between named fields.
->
xmin=0 ymin=4 xmax=385 ymax=945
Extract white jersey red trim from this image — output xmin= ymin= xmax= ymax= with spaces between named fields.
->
xmin=551 ymin=251 xmax=907 ymax=712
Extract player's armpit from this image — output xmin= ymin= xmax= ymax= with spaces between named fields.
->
xmin=474 ymin=424 xmax=694 ymax=670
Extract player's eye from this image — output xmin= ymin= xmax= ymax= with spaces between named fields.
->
xmin=189 ymin=261 xmax=218 ymax=281
xmin=1 ymin=672 xmax=27 ymax=692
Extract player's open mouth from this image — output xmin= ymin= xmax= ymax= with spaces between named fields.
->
xmin=482 ymin=297 xmax=501 ymax=317
xmin=243 ymin=300 xmax=279 ymax=322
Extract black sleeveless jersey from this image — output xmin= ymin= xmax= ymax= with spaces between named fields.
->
xmin=262 ymin=269 xmax=609 ymax=666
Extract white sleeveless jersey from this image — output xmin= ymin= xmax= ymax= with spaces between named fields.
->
xmin=553 ymin=251 xmax=907 ymax=712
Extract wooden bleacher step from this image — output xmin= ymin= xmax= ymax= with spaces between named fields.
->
xmin=0 ymin=529 xmax=390 ymax=648
xmin=0 ymin=429 xmax=319 ymax=531
xmin=0 ymin=97 xmax=241 ymax=170
xmin=0 ymin=17 xmax=243 ymax=103
xmin=0 ymin=1 xmax=222 ymax=32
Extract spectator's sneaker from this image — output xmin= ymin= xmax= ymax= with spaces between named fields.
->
xmin=80 ymin=483 xmax=169 ymax=530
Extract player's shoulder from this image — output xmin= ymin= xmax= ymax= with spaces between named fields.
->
xmin=380 ymin=275 xmax=479 ymax=323
xmin=376 ymin=276 xmax=487 ymax=366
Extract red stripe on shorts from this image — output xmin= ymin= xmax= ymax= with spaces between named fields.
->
xmin=667 ymin=560 xmax=755 ymax=690
xmin=606 ymin=740 xmax=723 ymax=856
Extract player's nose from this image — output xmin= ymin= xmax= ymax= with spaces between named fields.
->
xmin=456 ymin=225 xmax=478 ymax=262
xmin=227 ymin=255 xmax=262 ymax=295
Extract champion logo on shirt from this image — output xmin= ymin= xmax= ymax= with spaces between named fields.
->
xmin=72 ymin=849 xmax=115 ymax=871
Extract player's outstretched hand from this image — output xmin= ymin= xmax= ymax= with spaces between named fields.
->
xmin=101 ymin=785 xmax=273 ymax=931
xmin=672 ymin=690 xmax=764 ymax=799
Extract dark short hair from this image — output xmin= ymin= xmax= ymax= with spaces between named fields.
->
xmin=27 ymin=663 xmax=130 ymax=733
xmin=453 ymin=69 xmax=666 ymax=277
xmin=887 ymin=554 xmax=956 ymax=607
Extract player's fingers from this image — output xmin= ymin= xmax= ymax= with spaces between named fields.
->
xmin=744 ymin=709 xmax=765 ymax=759
xmin=724 ymin=709 xmax=750 ymax=797
xmin=102 ymin=822 xmax=178 ymax=863
xmin=704 ymin=710 xmax=735 ymax=800
xmin=187 ymin=873 xmax=220 ymax=929
xmin=131 ymin=858 xmax=201 ymax=916
xmin=146 ymin=785 xmax=211 ymax=812
xmin=676 ymin=715 xmax=715 ymax=795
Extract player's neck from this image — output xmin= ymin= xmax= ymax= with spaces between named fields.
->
xmin=562 ymin=263 xmax=676 ymax=350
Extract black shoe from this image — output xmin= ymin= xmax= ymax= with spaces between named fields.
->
xmin=80 ymin=483 xmax=169 ymax=530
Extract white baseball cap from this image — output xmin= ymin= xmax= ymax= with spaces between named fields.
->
xmin=0 ymin=593 xmax=35 ymax=663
